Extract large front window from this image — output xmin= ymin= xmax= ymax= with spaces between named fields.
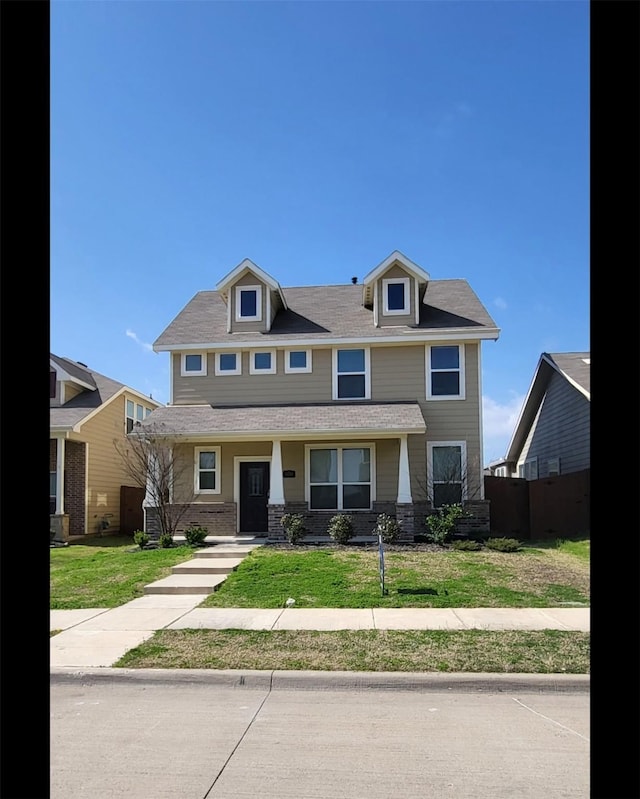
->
xmin=333 ymin=348 xmax=370 ymax=400
xmin=307 ymin=445 xmax=373 ymax=510
xmin=428 ymin=442 xmax=466 ymax=507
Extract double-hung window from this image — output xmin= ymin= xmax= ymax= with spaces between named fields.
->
xmin=235 ymin=285 xmax=262 ymax=322
xmin=126 ymin=400 xmax=135 ymax=433
xmin=333 ymin=348 xmax=370 ymax=400
xmin=427 ymin=441 xmax=466 ymax=507
xmin=195 ymin=447 xmax=221 ymax=494
xmin=382 ymin=277 xmax=410 ymax=315
xmin=215 ymin=352 xmax=242 ymax=375
xmin=307 ymin=445 xmax=373 ymax=510
xmin=250 ymin=350 xmax=276 ymax=375
xmin=426 ymin=345 xmax=465 ymax=399
xmin=181 ymin=353 xmax=207 ymax=377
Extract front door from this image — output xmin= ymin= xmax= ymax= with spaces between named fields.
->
xmin=239 ymin=462 xmax=270 ymax=533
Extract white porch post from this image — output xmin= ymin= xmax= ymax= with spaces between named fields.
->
xmin=143 ymin=452 xmax=158 ymax=509
xmin=397 ymin=434 xmax=412 ymax=503
xmin=269 ymin=439 xmax=285 ymax=505
xmin=55 ymin=436 xmax=65 ymax=514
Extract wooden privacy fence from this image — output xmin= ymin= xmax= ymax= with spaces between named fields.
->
xmin=484 ymin=469 xmax=590 ymax=540
xmin=119 ymin=485 xmax=145 ymax=535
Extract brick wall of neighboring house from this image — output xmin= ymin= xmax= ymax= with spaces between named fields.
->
xmin=50 ymin=439 xmax=57 ymax=471
xmin=145 ymin=503 xmax=237 ymax=539
xmin=65 ymin=441 xmax=86 ymax=536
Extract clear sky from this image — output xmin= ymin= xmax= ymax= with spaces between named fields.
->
xmin=50 ymin=0 xmax=589 ymax=465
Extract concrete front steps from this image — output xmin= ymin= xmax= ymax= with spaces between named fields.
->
xmin=143 ymin=538 xmax=264 ymax=596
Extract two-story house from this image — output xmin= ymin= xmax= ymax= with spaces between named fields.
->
xmin=140 ymin=251 xmax=500 ymax=541
xmin=50 ymin=354 xmax=163 ymax=540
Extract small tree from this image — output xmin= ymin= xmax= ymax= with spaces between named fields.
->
xmin=114 ymin=421 xmax=194 ymax=543
xmin=280 ymin=513 xmax=305 ymax=544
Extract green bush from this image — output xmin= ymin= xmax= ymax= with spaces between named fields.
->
xmin=327 ymin=514 xmax=354 ymax=545
xmin=132 ymin=530 xmax=150 ymax=550
xmin=280 ymin=513 xmax=305 ymax=544
xmin=425 ymin=504 xmax=470 ymax=545
xmin=184 ymin=525 xmax=208 ymax=546
xmin=373 ymin=513 xmax=402 ymax=543
xmin=452 ymin=539 xmax=483 ymax=551
xmin=158 ymin=532 xmax=174 ymax=549
xmin=485 ymin=537 xmax=522 ymax=552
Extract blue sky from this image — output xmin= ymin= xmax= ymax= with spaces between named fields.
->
xmin=50 ymin=0 xmax=589 ymax=465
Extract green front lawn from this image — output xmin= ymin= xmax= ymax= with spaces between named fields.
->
xmin=50 ymin=535 xmax=196 ymax=608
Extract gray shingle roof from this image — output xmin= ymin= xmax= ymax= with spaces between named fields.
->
xmin=154 ymin=281 xmax=498 ymax=348
xmin=50 ymin=368 xmax=126 ymax=430
xmin=50 ymin=354 xmax=97 ymax=388
xmin=136 ymin=402 xmax=427 ymax=438
xmin=546 ymin=352 xmax=590 ymax=396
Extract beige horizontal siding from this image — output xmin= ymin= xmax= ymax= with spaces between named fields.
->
xmin=172 ymin=349 xmax=332 ymax=405
xmin=371 ymin=346 xmax=425 ymax=400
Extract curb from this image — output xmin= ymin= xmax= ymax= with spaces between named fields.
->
xmin=50 ymin=667 xmax=590 ymax=693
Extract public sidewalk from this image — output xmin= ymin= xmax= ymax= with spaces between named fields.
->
xmin=50 ymin=599 xmax=590 ymax=669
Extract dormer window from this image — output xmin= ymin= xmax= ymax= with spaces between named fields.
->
xmin=181 ymin=353 xmax=206 ymax=377
xmin=383 ymin=277 xmax=410 ymax=315
xmin=50 ymin=370 xmax=57 ymax=398
xmin=235 ymin=285 xmax=262 ymax=322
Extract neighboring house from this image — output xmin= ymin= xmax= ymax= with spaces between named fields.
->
xmin=498 ymin=352 xmax=590 ymax=480
xmin=140 ymin=251 xmax=500 ymax=541
xmin=50 ymin=355 xmax=163 ymax=539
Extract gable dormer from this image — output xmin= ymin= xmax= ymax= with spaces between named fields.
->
xmin=362 ymin=250 xmax=430 ymax=328
xmin=215 ymin=258 xmax=288 ymax=333
xmin=49 ymin=355 xmax=97 ymax=406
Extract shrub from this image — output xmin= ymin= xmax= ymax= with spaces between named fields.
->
xmin=184 ymin=525 xmax=208 ymax=547
xmin=425 ymin=503 xmax=470 ymax=545
xmin=280 ymin=513 xmax=305 ymax=544
xmin=158 ymin=532 xmax=174 ymax=549
xmin=373 ymin=513 xmax=402 ymax=544
xmin=485 ymin=537 xmax=522 ymax=552
xmin=327 ymin=514 xmax=353 ymax=545
xmin=133 ymin=530 xmax=150 ymax=550
xmin=452 ymin=539 xmax=483 ymax=551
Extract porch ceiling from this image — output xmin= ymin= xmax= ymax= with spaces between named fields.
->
xmin=134 ymin=402 xmax=426 ymax=441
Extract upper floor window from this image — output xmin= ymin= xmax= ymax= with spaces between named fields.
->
xmin=518 ymin=458 xmax=538 ymax=480
xmin=333 ymin=348 xmax=370 ymax=400
xmin=426 ymin=345 xmax=465 ymax=399
xmin=428 ymin=441 xmax=466 ymax=507
xmin=181 ymin=353 xmax=207 ymax=377
xmin=235 ymin=285 xmax=262 ymax=322
xmin=250 ymin=349 xmax=276 ymax=375
xmin=126 ymin=400 xmax=135 ymax=433
xmin=126 ymin=399 xmax=153 ymax=433
xmin=382 ymin=277 xmax=410 ymax=315
xmin=215 ymin=352 xmax=242 ymax=376
xmin=285 ymin=349 xmax=312 ymax=374
xmin=194 ymin=447 xmax=221 ymax=494
xmin=50 ymin=370 xmax=57 ymax=398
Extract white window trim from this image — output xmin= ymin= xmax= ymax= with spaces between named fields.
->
xmin=427 ymin=440 xmax=467 ymax=505
xmin=284 ymin=348 xmax=312 ymax=374
xmin=249 ymin=349 xmax=277 ymax=375
xmin=194 ymin=446 xmax=221 ymax=495
xmin=126 ymin=399 xmax=135 ymax=434
xmin=215 ymin=351 xmax=242 ymax=376
xmin=382 ymin=277 xmax=410 ymax=315
xmin=426 ymin=344 xmax=466 ymax=400
xmin=181 ymin=352 xmax=207 ymax=377
xmin=235 ymin=285 xmax=262 ymax=322
xmin=304 ymin=443 xmax=376 ymax=511
xmin=332 ymin=347 xmax=371 ymax=401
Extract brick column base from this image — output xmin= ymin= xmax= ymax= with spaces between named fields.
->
xmin=267 ymin=504 xmax=287 ymax=542
xmin=394 ymin=503 xmax=415 ymax=541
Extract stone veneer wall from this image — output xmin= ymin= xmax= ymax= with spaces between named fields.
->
xmin=145 ymin=503 xmax=237 ymax=539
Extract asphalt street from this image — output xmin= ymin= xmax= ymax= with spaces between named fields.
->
xmin=50 ymin=670 xmax=589 ymax=799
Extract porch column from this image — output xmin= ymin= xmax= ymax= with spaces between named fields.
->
xmin=55 ymin=436 xmax=65 ymax=514
xmin=397 ymin=434 xmax=412 ymax=503
xmin=269 ymin=439 xmax=285 ymax=505
xmin=143 ymin=452 xmax=159 ymax=508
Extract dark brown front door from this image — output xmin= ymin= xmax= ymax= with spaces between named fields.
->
xmin=239 ymin=462 xmax=270 ymax=532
